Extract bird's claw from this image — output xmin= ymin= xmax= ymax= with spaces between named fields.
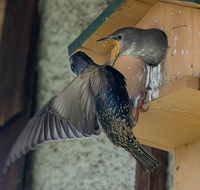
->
xmin=141 ymin=105 xmax=149 ymax=113
xmin=135 ymin=87 xmax=151 ymax=121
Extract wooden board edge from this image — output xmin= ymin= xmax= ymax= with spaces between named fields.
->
xmin=147 ymin=75 xmax=200 ymax=103
xmin=68 ymin=0 xmax=125 ymax=56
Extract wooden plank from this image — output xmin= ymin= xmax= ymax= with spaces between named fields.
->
xmin=0 ymin=0 xmax=39 ymax=189
xmin=174 ymin=138 xmax=200 ymax=190
xmin=135 ymin=146 xmax=167 ymax=190
xmin=0 ymin=0 xmax=6 ymax=42
xmin=132 ymin=75 xmax=200 ymax=152
xmin=0 ymin=0 xmax=36 ymax=126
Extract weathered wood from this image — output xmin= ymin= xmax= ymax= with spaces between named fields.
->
xmin=0 ymin=0 xmax=36 ymax=126
xmin=0 ymin=0 xmax=6 ymax=42
xmin=174 ymin=138 xmax=200 ymax=190
xmin=135 ymin=146 xmax=167 ymax=190
xmin=0 ymin=0 xmax=39 ymax=189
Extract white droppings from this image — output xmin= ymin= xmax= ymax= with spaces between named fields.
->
xmin=188 ymin=41 xmax=190 ymax=44
xmin=186 ymin=50 xmax=188 ymax=53
xmin=198 ymin=33 xmax=200 ymax=35
xmin=128 ymin=66 xmax=130 ymax=69
xmin=173 ymin=34 xmax=178 ymax=56
xmin=171 ymin=12 xmax=173 ymax=14
xmin=146 ymin=64 xmax=162 ymax=102
xmin=186 ymin=57 xmax=187 ymax=59
xmin=179 ymin=10 xmax=181 ymax=13
xmin=181 ymin=50 xmax=184 ymax=54
xmin=103 ymin=44 xmax=105 ymax=47
xmin=188 ymin=27 xmax=190 ymax=30
xmin=155 ymin=19 xmax=157 ymax=22
xmin=173 ymin=49 xmax=177 ymax=56
xmin=133 ymin=76 xmax=135 ymax=81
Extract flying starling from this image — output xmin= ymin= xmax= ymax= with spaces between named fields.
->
xmin=97 ymin=27 xmax=168 ymax=67
xmin=3 ymin=51 xmax=160 ymax=173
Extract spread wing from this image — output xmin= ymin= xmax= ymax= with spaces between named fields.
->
xmin=3 ymin=66 xmax=107 ymax=173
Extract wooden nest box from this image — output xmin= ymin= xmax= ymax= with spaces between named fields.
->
xmin=69 ymin=0 xmax=200 ymax=189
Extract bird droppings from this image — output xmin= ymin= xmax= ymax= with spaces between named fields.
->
xmin=188 ymin=41 xmax=190 ymax=44
xmin=188 ymin=27 xmax=190 ymax=30
xmin=103 ymin=44 xmax=105 ymax=47
xmin=186 ymin=57 xmax=187 ymax=59
xmin=171 ymin=12 xmax=173 ymax=14
xmin=146 ymin=64 xmax=162 ymax=102
xmin=181 ymin=50 xmax=184 ymax=54
xmin=172 ymin=49 xmax=177 ymax=56
xmin=186 ymin=50 xmax=188 ymax=54
xmin=155 ymin=19 xmax=157 ymax=22
xmin=179 ymin=10 xmax=181 ymax=13
xmin=129 ymin=15 xmax=132 ymax=17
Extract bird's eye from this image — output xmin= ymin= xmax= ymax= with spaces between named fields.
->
xmin=117 ymin=35 xmax=122 ymax=40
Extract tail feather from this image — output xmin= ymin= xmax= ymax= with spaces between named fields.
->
xmin=127 ymin=143 xmax=161 ymax=172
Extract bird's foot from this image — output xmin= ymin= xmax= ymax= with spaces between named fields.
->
xmin=135 ymin=87 xmax=151 ymax=121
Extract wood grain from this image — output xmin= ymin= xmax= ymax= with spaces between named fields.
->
xmin=0 ymin=0 xmax=36 ymax=126
xmin=132 ymin=75 xmax=200 ymax=152
xmin=174 ymin=138 xmax=200 ymax=190
xmin=135 ymin=146 xmax=167 ymax=190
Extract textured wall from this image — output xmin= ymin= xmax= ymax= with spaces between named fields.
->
xmin=31 ymin=0 xmax=137 ymax=190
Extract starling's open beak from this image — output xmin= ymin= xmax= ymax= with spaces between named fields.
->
xmin=96 ymin=38 xmax=120 ymax=58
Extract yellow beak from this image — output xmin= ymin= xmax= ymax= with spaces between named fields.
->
xmin=108 ymin=39 xmax=120 ymax=57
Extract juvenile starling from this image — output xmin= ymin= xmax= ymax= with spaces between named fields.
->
xmin=3 ymin=52 xmax=160 ymax=173
xmin=97 ymin=27 xmax=168 ymax=67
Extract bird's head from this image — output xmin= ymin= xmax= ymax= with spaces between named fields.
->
xmin=69 ymin=51 xmax=96 ymax=76
xmin=96 ymin=27 xmax=137 ymax=58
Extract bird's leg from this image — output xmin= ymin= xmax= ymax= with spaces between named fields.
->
xmin=135 ymin=87 xmax=151 ymax=121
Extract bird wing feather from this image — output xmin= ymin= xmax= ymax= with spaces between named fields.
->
xmin=3 ymin=66 xmax=106 ymax=173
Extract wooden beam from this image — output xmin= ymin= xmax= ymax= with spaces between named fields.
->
xmin=0 ymin=0 xmax=36 ymax=126
xmin=135 ymin=146 xmax=167 ymax=190
xmin=0 ymin=0 xmax=39 ymax=189
xmin=0 ymin=0 xmax=6 ymax=42
xmin=174 ymin=138 xmax=200 ymax=190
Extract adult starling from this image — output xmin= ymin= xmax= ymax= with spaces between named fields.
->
xmin=3 ymin=51 xmax=160 ymax=173
xmin=97 ymin=27 xmax=168 ymax=67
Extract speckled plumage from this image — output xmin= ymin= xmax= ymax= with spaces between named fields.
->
xmin=97 ymin=27 xmax=168 ymax=67
xmin=4 ymin=52 xmax=160 ymax=173
xmin=71 ymin=52 xmax=161 ymax=172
